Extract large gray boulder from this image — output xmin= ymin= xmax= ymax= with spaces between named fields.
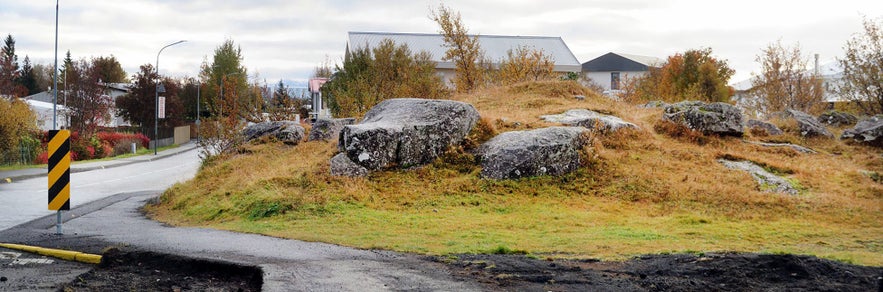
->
xmin=479 ymin=127 xmax=590 ymax=180
xmin=309 ymin=118 xmax=356 ymax=141
xmin=337 ymin=98 xmax=480 ymax=171
xmin=841 ymin=114 xmax=883 ymax=146
xmin=242 ymin=121 xmax=305 ymax=145
xmin=776 ymin=110 xmax=833 ymax=138
xmin=817 ymin=110 xmax=858 ymax=126
xmin=747 ymin=119 xmax=783 ymax=136
xmin=662 ymin=101 xmax=744 ymax=136
xmin=540 ymin=109 xmax=638 ymax=133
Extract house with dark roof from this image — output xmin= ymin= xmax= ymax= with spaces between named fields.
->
xmin=23 ymin=82 xmax=133 ymax=130
xmin=347 ymin=31 xmax=581 ymax=87
xmin=581 ymin=52 xmax=662 ymax=92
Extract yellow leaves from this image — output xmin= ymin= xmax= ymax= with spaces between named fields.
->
xmin=498 ymin=46 xmax=556 ymax=86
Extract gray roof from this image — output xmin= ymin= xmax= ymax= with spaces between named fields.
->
xmin=348 ymin=32 xmax=581 ymax=72
xmin=582 ymin=52 xmax=662 ymax=72
xmin=24 ymin=91 xmax=55 ymax=103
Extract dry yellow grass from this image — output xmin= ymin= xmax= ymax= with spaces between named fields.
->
xmin=148 ymin=80 xmax=883 ymax=265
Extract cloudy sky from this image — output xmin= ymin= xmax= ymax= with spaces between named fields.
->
xmin=2 ymin=0 xmax=879 ymax=87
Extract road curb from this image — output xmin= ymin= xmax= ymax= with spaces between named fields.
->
xmin=0 ymin=243 xmax=102 ymax=264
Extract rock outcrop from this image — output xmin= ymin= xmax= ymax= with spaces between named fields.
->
xmin=308 ymin=118 xmax=356 ymax=141
xmin=662 ymin=101 xmax=744 ymax=136
xmin=479 ymin=127 xmax=590 ymax=180
xmin=718 ymin=159 xmax=798 ymax=195
xmin=330 ymin=153 xmax=369 ymax=177
xmin=841 ymin=114 xmax=883 ymax=146
xmin=541 ymin=109 xmax=638 ymax=133
xmin=776 ymin=110 xmax=833 ymax=138
xmin=242 ymin=121 xmax=305 ymax=145
xmin=746 ymin=119 xmax=783 ymax=136
xmin=817 ymin=111 xmax=858 ymax=126
xmin=335 ymin=98 xmax=480 ymax=173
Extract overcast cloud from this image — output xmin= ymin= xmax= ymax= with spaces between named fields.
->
xmin=1 ymin=0 xmax=879 ymax=86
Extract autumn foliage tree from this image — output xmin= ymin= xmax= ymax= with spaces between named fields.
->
xmin=66 ymin=58 xmax=115 ymax=135
xmin=431 ymin=4 xmax=486 ymax=93
xmin=323 ymin=39 xmax=448 ymax=117
xmin=629 ymin=48 xmax=734 ymax=103
xmin=498 ymin=46 xmax=556 ymax=85
xmin=115 ymin=64 xmax=185 ymax=130
xmin=748 ymin=41 xmax=825 ymax=117
xmin=0 ymin=34 xmax=27 ymax=98
xmin=0 ymin=97 xmax=36 ymax=161
xmin=838 ymin=17 xmax=883 ymax=115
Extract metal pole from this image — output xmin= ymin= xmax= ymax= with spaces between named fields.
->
xmin=53 ymin=0 xmax=61 ymax=236
xmin=154 ymin=40 xmax=186 ymax=155
xmin=196 ymin=81 xmax=200 ymax=143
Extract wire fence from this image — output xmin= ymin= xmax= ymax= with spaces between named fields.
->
xmin=1 ymin=141 xmax=39 ymax=166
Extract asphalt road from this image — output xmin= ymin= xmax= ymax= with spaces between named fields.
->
xmin=0 ymin=148 xmax=200 ymax=231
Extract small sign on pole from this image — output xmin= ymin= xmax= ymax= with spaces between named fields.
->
xmin=158 ymin=96 xmax=166 ymax=119
xmin=48 ymin=130 xmax=70 ymax=235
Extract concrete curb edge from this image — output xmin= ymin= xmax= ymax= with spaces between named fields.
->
xmin=0 ymin=242 xmax=102 ymax=264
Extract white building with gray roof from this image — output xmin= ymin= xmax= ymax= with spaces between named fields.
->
xmin=347 ymin=31 xmax=581 ymax=87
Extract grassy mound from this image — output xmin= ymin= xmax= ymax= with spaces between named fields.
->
xmin=147 ymin=80 xmax=883 ymax=265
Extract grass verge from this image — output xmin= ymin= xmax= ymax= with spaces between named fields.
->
xmin=147 ymin=81 xmax=883 ymax=266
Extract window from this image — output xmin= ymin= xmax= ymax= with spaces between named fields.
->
xmin=611 ymin=72 xmax=620 ymax=90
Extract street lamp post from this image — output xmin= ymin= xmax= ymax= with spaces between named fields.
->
xmin=154 ymin=40 xmax=186 ymax=155
xmin=196 ymin=80 xmax=200 ymax=143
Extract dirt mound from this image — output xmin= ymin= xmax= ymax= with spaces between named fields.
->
xmin=439 ymin=253 xmax=882 ymax=291
xmin=61 ymin=249 xmax=262 ymax=291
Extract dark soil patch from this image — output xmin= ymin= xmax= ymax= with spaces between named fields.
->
xmin=437 ymin=252 xmax=883 ymax=291
xmin=60 ymin=249 xmax=262 ymax=291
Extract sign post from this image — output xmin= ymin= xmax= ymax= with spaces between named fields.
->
xmin=48 ymin=130 xmax=71 ymax=235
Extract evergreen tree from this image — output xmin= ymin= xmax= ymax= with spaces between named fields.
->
xmin=0 ymin=34 xmax=23 ymax=97
xmin=19 ymin=56 xmax=39 ymax=95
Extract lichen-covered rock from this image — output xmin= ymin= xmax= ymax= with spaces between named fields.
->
xmin=747 ymin=119 xmax=783 ymax=136
xmin=718 ymin=159 xmax=798 ymax=195
xmin=841 ymin=114 xmax=883 ymax=146
xmin=541 ymin=109 xmax=638 ymax=133
xmin=242 ymin=121 xmax=304 ymax=145
xmin=479 ymin=127 xmax=590 ymax=180
xmin=817 ymin=110 xmax=858 ymax=126
xmin=329 ymin=153 xmax=368 ymax=177
xmin=308 ymin=118 xmax=356 ymax=141
xmin=776 ymin=110 xmax=833 ymax=138
xmin=337 ymin=98 xmax=480 ymax=171
xmin=663 ymin=101 xmax=744 ymax=136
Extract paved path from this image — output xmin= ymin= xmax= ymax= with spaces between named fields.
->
xmin=0 ymin=191 xmax=479 ymax=291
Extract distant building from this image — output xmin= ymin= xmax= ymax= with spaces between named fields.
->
xmin=581 ymin=52 xmax=662 ymax=93
xmin=23 ymin=82 xmax=133 ymax=130
xmin=730 ymin=59 xmax=846 ymax=111
xmin=346 ymin=31 xmax=581 ymax=87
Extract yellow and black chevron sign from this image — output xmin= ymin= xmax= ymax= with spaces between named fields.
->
xmin=48 ymin=130 xmax=71 ymax=211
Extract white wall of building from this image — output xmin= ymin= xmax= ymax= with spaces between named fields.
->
xmin=583 ymin=71 xmax=648 ymax=91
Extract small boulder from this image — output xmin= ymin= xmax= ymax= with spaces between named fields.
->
xmin=242 ymin=121 xmax=304 ymax=145
xmin=776 ymin=110 xmax=833 ymax=138
xmin=541 ymin=109 xmax=638 ymax=133
xmin=746 ymin=119 xmax=783 ymax=136
xmin=330 ymin=153 xmax=368 ymax=177
xmin=841 ymin=114 xmax=883 ymax=146
xmin=662 ymin=101 xmax=744 ymax=136
xmin=719 ymin=159 xmax=798 ymax=195
xmin=308 ymin=118 xmax=356 ymax=141
xmin=338 ymin=98 xmax=480 ymax=171
xmin=479 ymin=127 xmax=590 ymax=180
xmin=817 ymin=110 xmax=858 ymax=126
